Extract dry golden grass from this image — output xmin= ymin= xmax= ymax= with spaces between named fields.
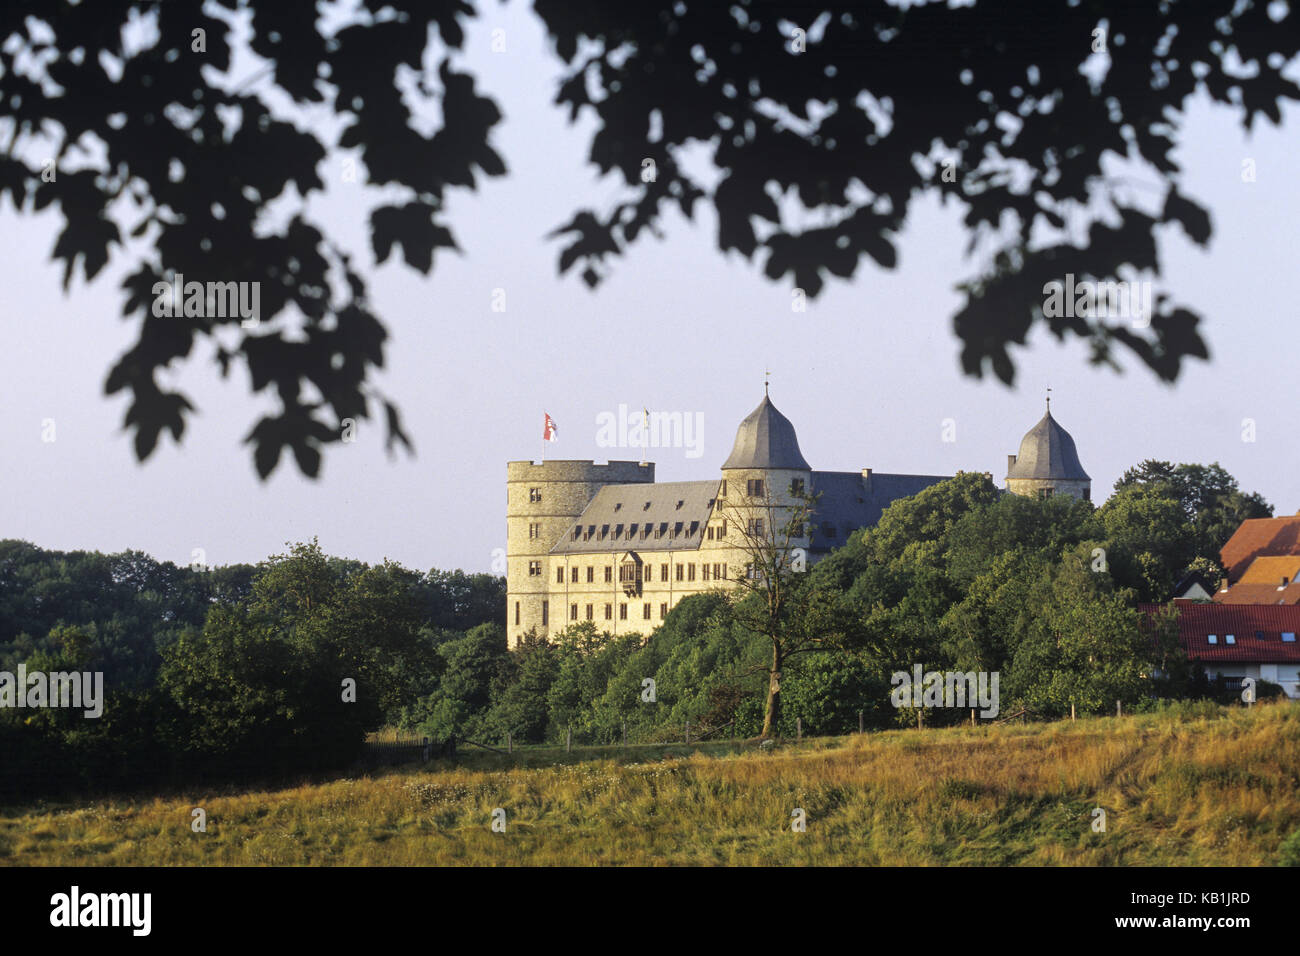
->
xmin=4 ymin=702 xmax=1299 ymax=865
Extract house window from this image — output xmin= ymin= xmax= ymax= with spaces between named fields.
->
xmin=747 ymin=479 xmax=765 ymax=497
xmin=749 ymin=518 xmax=764 ymax=537
xmin=528 ymin=560 xmax=542 ymax=576
xmin=676 ymin=564 xmax=684 ymax=581
xmin=643 ymin=603 xmax=651 ymax=619
xmin=570 ymin=603 xmax=578 ymax=621
xmin=556 ymin=567 xmax=564 ymax=584
xmin=514 ymin=601 xmax=520 ymax=626
xmin=791 ymin=478 xmax=804 ymax=496
xmin=604 ymin=566 xmax=613 ymax=583
xmin=660 ymin=602 xmax=668 ymax=617
xmin=1283 ymin=632 xmax=1296 ymax=642
xmin=604 ymin=604 xmax=612 ymax=620
xmin=586 ymin=566 xmax=594 ymax=583
xmin=661 ymin=564 xmax=669 ymax=582
xmin=1225 ymin=634 xmax=1236 ymax=645
xmin=688 ymin=563 xmax=696 ymax=581
xmin=571 ymin=567 xmax=579 ymax=583
xmin=718 ymin=520 xmax=727 ymax=538
xmin=707 ymin=527 xmax=714 ymax=540
xmin=1208 ymin=634 xmax=1218 ymax=644
xmin=702 ymin=564 xmax=711 ymax=581
xmin=823 ymin=523 xmax=836 ymax=539
xmin=529 ymin=523 xmax=541 ymax=540
xmin=529 ymin=487 xmax=542 ymax=503
xmin=541 ymin=600 xmax=548 ymax=626
xmin=619 ymin=603 xmax=628 ymax=620
xmin=586 ymin=604 xmax=593 ymax=620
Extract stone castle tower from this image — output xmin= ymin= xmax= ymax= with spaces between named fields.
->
xmin=1005 ymin=398 xmax=1091 ymax=501
xmin=506 ymin=460 xmax=654 ymax=642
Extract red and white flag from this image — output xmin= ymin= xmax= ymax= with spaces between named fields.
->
xmin=543 ymin=412 xmax=558 ymax=442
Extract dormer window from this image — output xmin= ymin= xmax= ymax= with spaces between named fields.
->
xmin=628 ymin=523 xmax=638 ymax=538
xmin=688 ymin=521 xmax=699 ymax=536
xmin=614 ymin=502 xmax=622 ymax=512
xmin=676 ymin=500 xmax=684 ymax=510
xmin=673 ymin=521 xmax=683 ymax=537
xmin=572 ymin=526 xmax=581 ymax=540
xmin=643 ymin=501 xmax=651 ymax=510
xmin=600 ymin=524 xmax=610 ymax=539
xmin=614 ymin=523 xmax=624 ymax=537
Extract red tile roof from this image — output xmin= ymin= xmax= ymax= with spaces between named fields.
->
xmin=1214 ymin=582 xmax=1300 ymax=605
xmin=1140 ymin=603 xmax=1300 ymax=663
xmin=1220 ymin=516 xmax=1300 ymax=583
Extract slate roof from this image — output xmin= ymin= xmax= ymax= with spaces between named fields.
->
xmin=1006 ymin=406 xmax=1090 ymax=481
xmin=722 ymin=395 xmax=811 ymax=470
xmin=551 ymin=480 xmax=718 ymax=554
xmin=807 ymin=471 xmax=952 ymax=550
xmin=1221 ymin=517 xmax=1300 ymax=583
xmin=1140 ymin=603 xmax=1300 ymax=663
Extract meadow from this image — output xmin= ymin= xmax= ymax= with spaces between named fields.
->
xmin=4 ymin=701 xmax=1299 ymax=866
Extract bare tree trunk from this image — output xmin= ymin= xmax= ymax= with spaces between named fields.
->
xmin=761 ymin=641 xmax=782 ymax=737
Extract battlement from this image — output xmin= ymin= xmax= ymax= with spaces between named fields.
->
xmin=506 ymin=460 xmax=655 ymax=483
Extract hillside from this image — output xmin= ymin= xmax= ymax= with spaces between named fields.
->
xmin=4 ymin=702 xmax=1299 ymax=866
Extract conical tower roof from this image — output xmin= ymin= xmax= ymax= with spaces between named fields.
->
xmin=722 ymin=394 xmax=810 ymax=470
xmin=1008 ymin=403 xmax=1090 ymax=481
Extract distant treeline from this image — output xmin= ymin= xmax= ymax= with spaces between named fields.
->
xmin=0 ymin=540 xmax=502 ymax=798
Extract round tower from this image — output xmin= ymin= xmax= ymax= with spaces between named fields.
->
xmin=1005 ymin=398 xmax=1091 ymax=501
xmin=506 ymin=459 xmax=654 ymax=647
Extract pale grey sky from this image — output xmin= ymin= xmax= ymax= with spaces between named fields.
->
xmin=1 ymin=1 xmax=1297 ymax=574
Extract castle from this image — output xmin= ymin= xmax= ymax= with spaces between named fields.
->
xmin=505 ymin=392 xmax=1090 ymax=647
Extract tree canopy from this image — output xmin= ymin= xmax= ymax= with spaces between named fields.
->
xmin=3 ymin=0 xmax=1297 ymax=475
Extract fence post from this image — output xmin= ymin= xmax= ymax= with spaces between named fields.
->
xmin=566 ymin=726 xmax=571 ymax=753
xmin=1116 ymin=700 xmax=1122 ymax=718
xmin=917 ymin=710 xmax=923 ymax=730
xmin=859 ymin=710 xmax=864 ymax=734
xmin=1071 ymin=702 xmax=1076 ymax=721
xmin=796 ymin=717 xmax=802 ymax=742
xmin=970 ymin=709 xmax=975 ymax=728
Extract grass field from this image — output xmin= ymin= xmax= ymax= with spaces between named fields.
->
xmin=4 ymin=702 xmax=1300 ymax=865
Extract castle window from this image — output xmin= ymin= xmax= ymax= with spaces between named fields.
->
xmin=791 ymin=522 xmax=804 ymax=537
xmin=657 ymin=522 xmax=667 ymax=538
xmin=675 ymin=563 xmax=684 ymax=581
xmin=528 ymin=561 xmax=542 ymax=576
xmin=823 ymin=523 xmax=836 ymax=539
xmin=1083 ymin=488 xmax=1091 ymax=501
xmin=673 ymin=521 xmax=683 ymax=537
xmin=514 ymin=601 xmax=520 ymax=626
xmin=614 ymin=523 xmax=623 ymax=538
xmin=556 ymin=567 xmax=564 ymax=584
xmin=529 ymin=523 xmax=541 ymax=540
xmin=541 ymin=601 xmax=548 ymax=626
xmin=660 ymin=602 xmax=668 ymax=618
xmin=643 ymin=603 xmax=651 ymax=619
xmin=719 ymin=480 xmax=727 ymax=498
xmin=748 ymin=518 xmax=764 ymax=537
xmin=529 ymin=487 xmax=542 ymax=503
xmin=600 ymin=524 xmax=609 ymax=539
xmin=586 ymin=566 xmax=594 ymax=583
xmin=586 ymin=604 xmax=593 ymax=621
xmin=605 ymin=566 xmax=613 ymax=583
xmin=688 ymin=563 xmax=696 ymax=581
xmin=707 ymin=527 xmax=714 ymax=540
xmin=572 ymin=527 xmax=581 ymax=540
xmin=571 ymin=567 xmax=579 ymax=583
xmin=688 ymin=521 xmax=699 ymax=536
xmin=747 ymin=479 xmax=765 ymax=497
xmin=620 ymin=603 xmax=628 ymax=620
xmin=718 ymin=520 xmax=727 ymax=538
xmin=702 ymin=564 xmax=711 ymax=581
xmin=570 ymin=604 xmax=578 ymax=621
xmin=791 ymin=478 xmax=805 ymax=496
xmin=661 ymin=564 xmax=669 ymax=582
xmin=629 ymin=523 xmax=638 ymax=538
xmin=721 ymin=563 xmax=727 ymax=579
xmin=585 ymin=525 xmax=595 ymax=540
xmin=605 ymin=604 xmax=612 ymax=620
